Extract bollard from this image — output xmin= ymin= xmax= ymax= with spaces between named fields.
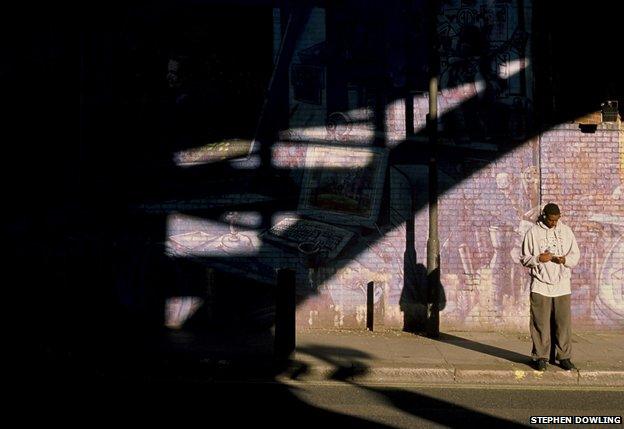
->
xmin=275 ymin=268 xmax=296 ymax=363
xmin=367 ymin=281 xmax=374 ymax=331
xmin=205 ymin=268 xmax=215 ymax=323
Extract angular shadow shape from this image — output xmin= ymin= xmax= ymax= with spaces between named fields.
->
xmin=363 ymin=385 xmax=531 ymax=428
xmin=434 ymin=332 xmax=531 ymax=365
xmin=48 ymin=0 xmax=623 ymax=398
xmin=291 ymin=344 xmax=531 ymax=427
xmin=295 ymin=344 xmax=372 ymax=381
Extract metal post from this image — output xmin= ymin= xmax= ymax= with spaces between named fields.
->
xmin=205 ymin=267 xmax=215 ymax=323
xmin=426 ymin=0 xmax=440 ymax=338
xmin=253 ymin=5 xmax=311 ymax=174
xmin=275 ymin=268 xmax=296 ymax=362
xmin=367 ymin=281 xmax=374 ymax=331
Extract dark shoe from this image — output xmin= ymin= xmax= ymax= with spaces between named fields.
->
xmin=535 ymin=358 xmax=548 ymax=371
xmin=559 ymin=359 xmax=577 ymax=371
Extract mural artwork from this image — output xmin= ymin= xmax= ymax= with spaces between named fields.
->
xmin=153 ymin=1 xmax=623 ymax=331
xmin=282 ymin=1 xmax=623 ymax=330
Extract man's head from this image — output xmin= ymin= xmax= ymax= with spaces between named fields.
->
xmin=542 ymin=203 xmax=561 ymax=229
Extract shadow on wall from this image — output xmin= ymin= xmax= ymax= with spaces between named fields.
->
xmin=24 ymin=0 xmax=622 ymax=388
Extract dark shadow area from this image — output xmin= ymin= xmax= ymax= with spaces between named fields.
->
xmin=532 ymin=2 xmax=624 ymax=127
xmin=36 ymin=340 xmax=535 ymax=427
xmin=393 ymin=166 xmax=430 ymax=332
xmin=435 ymin=332 xmax=531 ymax=365
xmin=41 ymin=365 xmax=533 ymax=428
xmin=362 ymin=385 xmax=530 ymax=428
xmin=290 ymin=345 xmax=530 ymax=427
xmin=295 ymin=345 xmax=372 ymax=381
xmin=14 ymin=1 xmax=621 ymax=420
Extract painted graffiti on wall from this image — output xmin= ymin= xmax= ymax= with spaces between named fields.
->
xmin=150 ymin=1 xmax=623 ymax=332
xmin=280 ymin=1 xmax=622 ymax=330
xmin=541 ymin=125 xmax=624 ymax=327
xmin=431 ymin=144 xmax=538 ymax=330
xmin=297 ymin=127 xmax=624 ymax=331
xmin=437 ymin=0 xmax=531 ymax=143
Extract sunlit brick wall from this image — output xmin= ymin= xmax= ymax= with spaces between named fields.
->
xmin=540 ymin=123 xmax=624 ymax=328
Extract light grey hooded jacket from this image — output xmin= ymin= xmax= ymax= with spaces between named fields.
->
xmin=521 ymin=219 xmax=581 ymax=296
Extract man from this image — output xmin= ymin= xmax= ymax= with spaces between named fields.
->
xmin=521 ymin=203 xmax=580 ymax=371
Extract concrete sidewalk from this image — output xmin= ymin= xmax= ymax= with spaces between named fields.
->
xmin=279 ymin=329 xmax=624 ymax=387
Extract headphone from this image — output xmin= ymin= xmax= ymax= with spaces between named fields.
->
xmin=539 ymin=204 xmax=560 ymax=223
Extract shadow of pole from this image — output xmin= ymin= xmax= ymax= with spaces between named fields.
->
xmin=433 ymin=332 xmax=531 ymax=365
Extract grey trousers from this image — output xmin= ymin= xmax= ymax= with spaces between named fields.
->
xmin=530 ymin=292 xmax=572 ymax=361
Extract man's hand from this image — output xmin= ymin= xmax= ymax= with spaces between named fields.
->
xmin=551 ymin=255 xmax=566 ymax=265
xmin=538 ymin=251 xmax=552 ymax=263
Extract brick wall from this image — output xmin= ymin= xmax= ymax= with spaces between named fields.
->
xmin=162 ymin=2 xmax=623 ymax=332
xmin=540 ymin=123 xmax=624 ymax=329
xmin=284 ymin=2 xmax=622 ymax=331
xmin=293 ymin=122 xmax=623 ymax=331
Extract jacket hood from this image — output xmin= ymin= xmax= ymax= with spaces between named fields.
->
xmin=537 ymin=219 xmax=564 ymax=231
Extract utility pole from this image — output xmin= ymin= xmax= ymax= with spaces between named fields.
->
xmin=426 ymin=0 xmax=440 ymax=338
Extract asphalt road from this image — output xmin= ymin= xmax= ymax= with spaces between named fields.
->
xmin=51 ymin=375 xmax=623 ymax=428
xmin=280 ymin=382 xmax=624 ymax=428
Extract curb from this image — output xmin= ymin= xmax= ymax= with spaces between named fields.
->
xmin=578 ymin=370 xmax=624 ymax=387
xmin=454 ymin=368 xmax=578 ymax=385
xmin=277 ymin=364 xmax=624 ymax=387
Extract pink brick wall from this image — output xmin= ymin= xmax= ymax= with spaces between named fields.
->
xmin=285 ymin=2 xmax=623 ymax=331
xmin=295 ymin=123 xmax=623 ymax=331
xmin=540 ymin=123 xmax=624 ymax=329
xmin=437 ymin=139 xmax=541 ymax=331
xmin=165 ymin=2 xmax=623 ymax=332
